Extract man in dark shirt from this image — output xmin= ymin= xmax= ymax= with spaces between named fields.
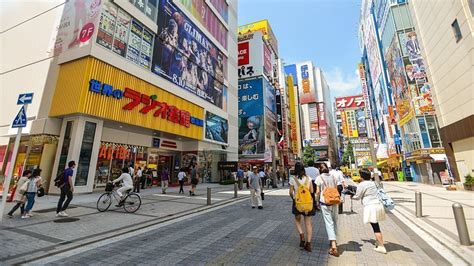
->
xmin=56 ymin=160 xmax=75 ymax=217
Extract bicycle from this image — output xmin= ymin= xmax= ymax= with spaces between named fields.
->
xmin=96 ymin=182 xmax=142 ymax=213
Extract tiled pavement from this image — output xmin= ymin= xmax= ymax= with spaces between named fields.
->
xmin=16 ymin=189 xmax=451 ymax=266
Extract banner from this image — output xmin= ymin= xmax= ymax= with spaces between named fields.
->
xmin=263 ymin=77 xmax=276 ymax=114
xmin=346 ymin=110 xmax=359 ymax=138
xmin=52 ymin=0 xmax=101 ymax=55
xmin=177 ymin=0 xmax=228 ymax=49
xmin=358 ymin=63 xmax=371 ymax=117
xmin=335 ymin=95 xmax=365 ymax=110
xmin=152 ymin=0 xmax=226 ymax=109
xmin=386 ymin=36 xmax=407 ymax=99
xmin=296 ymin=62 xmax=317 ymax=104
xmin=341 ymin=110 xmax=348 ymax=136
xmin=238 ymin=78 xmax=265 ymax=155
xmin=209 ymin=0 xmax=228 ymax=22
xmin=275 ymin=88 xmax=283 ymax=135
xmin=287 ymin=76 xmax=298 ymax=154
xmin=356 ymin=109 xmax=368 ymax=137
xmin=205 ymin=111 xmax=228 ymax=144
xmin=318 ymin=103 xmax=327 ymax=136
xmin=396 ymin=98 xmax=414 ymax=126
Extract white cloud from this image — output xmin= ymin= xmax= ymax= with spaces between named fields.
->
xmin=324 ymin=67 xmax=361 ymax=98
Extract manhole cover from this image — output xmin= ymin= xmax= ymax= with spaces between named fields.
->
xmin=53 ymin=217 xmax=80 ymax=223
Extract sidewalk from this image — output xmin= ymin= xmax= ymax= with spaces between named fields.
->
xmin=383 ymin=181 xmax=474 ymax=264
xmin=0 ymin=183 xmax=247 ymax=263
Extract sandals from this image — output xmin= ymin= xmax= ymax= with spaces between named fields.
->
xmin=329 ymin=247 xmax=339 ymax=257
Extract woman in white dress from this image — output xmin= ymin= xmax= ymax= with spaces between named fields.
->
xmin=352 ymin=168 xmax=387 ymax=254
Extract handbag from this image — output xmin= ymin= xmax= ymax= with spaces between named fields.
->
xmin=37 ymin=187 xmax=45 ymax=197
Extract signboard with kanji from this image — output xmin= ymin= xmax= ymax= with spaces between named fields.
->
xmin=335 ymin=95 xmax=365 ymax=110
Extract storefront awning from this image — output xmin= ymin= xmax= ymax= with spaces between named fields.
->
xmin=430 ymin=154 xmax=446 ymax=162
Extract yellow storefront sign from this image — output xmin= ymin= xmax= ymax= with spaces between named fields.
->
xmin=287 ymin=76 xmax=298 ymax=155
xmin=238 ymin=19 xmax=278 ymax=55
xmin=50 ymin=57 xmax=204 ymax=140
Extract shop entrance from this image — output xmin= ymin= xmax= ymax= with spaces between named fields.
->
xmin=157 ymin=155 xmax=173 ymax=184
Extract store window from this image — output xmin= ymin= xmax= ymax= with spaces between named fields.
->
xmin=75 ymin=122 xmax=97 ymax=186
xmin=57 ymin=121 xmax=73 ymax=175
xmin=418 ymin=117 xmax=431 ymax=148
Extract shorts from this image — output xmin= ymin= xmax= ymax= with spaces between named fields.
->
xmin=292 ymin=201 xmax=316 ymax=216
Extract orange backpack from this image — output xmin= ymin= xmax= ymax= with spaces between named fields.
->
xmin=322 ymin=175 xmax=341 ymax=205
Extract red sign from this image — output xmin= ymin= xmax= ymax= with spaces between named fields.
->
xmin=238 ymin=42 xmax=249 ymax=66
xmin=263 ymin=44 xmax=272 ymax=75
xmin=98 ymin=145 xmax=130 ymax=160
xmin=335 ymin=95 xmax=365 ymax=110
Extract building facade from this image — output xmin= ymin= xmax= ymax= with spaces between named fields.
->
xmin=1 ymin=0 xmax=238 ymax=193
xmin=409 ymin=0 xmax=474 ymax=183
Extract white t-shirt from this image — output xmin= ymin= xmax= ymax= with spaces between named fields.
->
xmin=129 ymin=167 xmax=135 ymax=176
xmin=289 ymin=175 xmax=312 ymax=196
xmin=136 ymin=169 xmax=142 ymax=177
xmin=258 ymin=171 xmax=265 ymax=178
xmin=114 ymin=173 xmax=133 ymax=187
xmin=315 ymin=173 xmax=337 ymax=203
xmin=305 ymin=167 xmax=320 ymax=183
xmin=330 ymin=169 xmax=344 ymax=185
xmin=178 ymin=171 xmax=186 ymax=181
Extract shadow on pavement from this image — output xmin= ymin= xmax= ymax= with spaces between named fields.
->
xmin=337 ymin=240 xmax=363 ymax=255
xmin=362 ymin=239 xmax=414 ymax=252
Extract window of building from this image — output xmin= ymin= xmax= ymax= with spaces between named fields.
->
xmin=129 ymin=0 xmax=158 ymax=21
xmin=57 ymin=121 xmax=73 ymax=175
xmin=75 ymin=122 xmax=97 ymax=186
xmin=425 ymin=115 xmax=442 ymax=147
xmin=392 ymin=3 xmax=413 ymax=31
xmin=451 ymin=19 xmax=463 ymax=43
xmin=417 ymin=117 xmax=431 ymax=148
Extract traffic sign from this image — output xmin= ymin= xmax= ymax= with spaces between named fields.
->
xmin=12 ymin=106 xmax=27 ymax=128
xmin=17 ymin=93 xmax=34 ymax=105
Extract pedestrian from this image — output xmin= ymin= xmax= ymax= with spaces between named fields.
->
xmin=141 ymin=167 xmax=147 ymax=189
xmin=305 ymin=160 xmax=320 ymax=204
xmin=258 ymin=168 xmax=265 ymax=188
xmin=248 ymin=166 xmax=263 ymax=209
xmin=128 ymin=164 xmax=135 ymax=178
xmin=189 ymin=164 xmax=199 ymax=196
xmin=22 ymin=168 xmax=43 ymax=218
xmin=315 ymin=164 xmax=340 ymax=257
xmin=330 ymin=165 xmax=346 ymax=214
xmin=146 ymin=168 xmax=153 ymax=188
xmin=7 ymin=170 xmax=31 ymax=218
xmin=281 ymin=168 xmax=287 ymax=187
xmin=244 ymin=167 xmax=251 ymax=189
xmin=178 ymin=168 xmax=186 ymax=194
xmin=161 ymin=167 xmax=169 ymax=194
xmin=289 ymin=162 xmax=315 ymax=252
xmin=236 ymin=167 xmax=244 ymax=190
xmin=56 ymin=160 xmax=76 ymax=217
xmin=133 ymin=167 xmax=142 ymax=193
xmin=352 ymin=168 xmax=387 ymax=254
xmin=276 ymin=168 xmax=281 ymax=184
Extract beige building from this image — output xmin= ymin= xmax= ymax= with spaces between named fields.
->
xmin=409 ymin=0 xmax=474 ymax=182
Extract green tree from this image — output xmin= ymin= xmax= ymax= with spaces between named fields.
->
xmin=341 ymin=141 xmax=354 ymax=166
xmin=303 ymin=145 xmax=316 ymax=166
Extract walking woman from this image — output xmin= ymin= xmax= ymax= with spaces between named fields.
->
xmin=23 ymin=168 xmax=43 ymax=217
xmin=352 ymin=168 xmax=387 ymax=254
xmin=178 ymin=168 xmax=186 ymax=194
xmin=316 ymin=164 xmax=340 ymax=257
xmin=289 ymin=162 xmax=315 ymax=252
xmin=7 ymin=170 xmax=31 ymax=218
xmin=189 ymin=165 xmax=199 ymax=196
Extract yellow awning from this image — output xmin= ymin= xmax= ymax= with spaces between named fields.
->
xmin=377 ymin=160 xmax=388 ymax=167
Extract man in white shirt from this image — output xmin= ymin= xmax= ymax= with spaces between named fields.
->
xmin=113 ymin=167 xmax=134 ymax=206
xmin=331 ymin=165 xmax=346 ymax=214
xmin=133 ymin=167 xmax=143 ymax=193
xmin=305 ymin=160 xmax=320 ymax=202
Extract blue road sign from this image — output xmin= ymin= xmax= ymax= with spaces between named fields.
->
xmin=12 ymin=106 xmax=27 ymax=128
xmin=17 ymin=93 xmax=34 ymax=105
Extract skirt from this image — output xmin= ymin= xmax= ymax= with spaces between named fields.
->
xmin=363 ymin=203 xmax=386 ymax=224
xmin=292 ymin=201 xmax=316 ymax=216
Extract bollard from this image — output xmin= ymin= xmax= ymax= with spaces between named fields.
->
xmin=234 ymin=183 xmax=238 ymax=198
xmin=415 ymin=191 xmax=422 ymax=217
xmin=207 ymin=187 xmax=211 ymax=206
xmin=452 ymin=203 xmax=471 ymax=246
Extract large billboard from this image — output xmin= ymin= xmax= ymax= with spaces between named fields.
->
xmin=356 ymin=109 xmax=368 ymax=137
xmin=237 ymin=32 xmax=273 ymax=81
xmin=263 ymin=77 xmax=276 ymax=114
xmin=152 ymin=0 xmax=226 ymax=109
xmin=385 ymin=36 xmax=407 ymax=100
xmin=205 ymin=111 xmax=228 ymax=144
xmin=238 ymin=19 xmax=279 ymax=56
xmin=238 ymin=78 xmax=265 ymax=155
xmin=287 ymin=76 xmax=298 ymax=154
xmin=296 ymin=62 xmax=317 ymax=104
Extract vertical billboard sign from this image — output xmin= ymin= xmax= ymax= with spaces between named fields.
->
xmin=238 ymin=78 xmax=264 ymax=155
xmin=341 ymin=110 xmax=348 ymax=136
xmin=275 ymin=88 xmax=283 ymax=135
xmin=263 ymin=77 xmax=276 ymax=114
xmin=287 ymin=76 xmax=298 ymax=154
xmin=205 ymin=111 xmax=228 ymax=144
xmin=297 ymin=63 xmax=317 ymax=104
xmin=113 ymin=9 xmax=131 ymax=57
xmin=318 ymin=103 xmax=327 ymax=136
xmin=346 ymin=110 xmax=359 ymax=138
xmin=237 ymin=32 xmax=264 ymax=79
xmin=152 ymin=0 xmax=226 ymax=109
xmin=356 ymin=109 xmax=368 ymax=137
xmin=263 ymin=43 xmax=272 ymax=78
xmin=358 ymin=64 xmax=371 ymax=117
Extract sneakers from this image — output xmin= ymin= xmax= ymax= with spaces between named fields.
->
xmin=21 ymin=215 xmax=29 ymax=219
xmin=258 ymin=206 xmax=263 ymax=209
xmin=374 ymin=246 xmax=387 ymax=254
xmin=26 ymin=212 xmax=33 ymax=217
xmin=56 ymin=211 xmax=69 ymax=217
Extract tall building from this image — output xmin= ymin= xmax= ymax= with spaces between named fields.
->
xmin=284 ymin=62 xmax=336 ymax=163
xmin=1 ymin=0 xmax=238 ymax=193
xmin=237 ymin=20 xmax=280 ymax=169
xmin=409 ymin=0 xmax=474 ymax=182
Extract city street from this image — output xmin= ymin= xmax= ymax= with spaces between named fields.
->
xmin=1 ymin=183 xmax=460 ymax=265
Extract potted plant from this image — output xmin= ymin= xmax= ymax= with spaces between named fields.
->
xmin=464 ymin=174 xmax=473 ymax=191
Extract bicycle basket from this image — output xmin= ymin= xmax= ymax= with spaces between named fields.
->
xmin=105 ymin=182 xmax=114 ymax=192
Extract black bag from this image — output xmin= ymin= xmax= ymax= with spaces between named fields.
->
xmin=105 ymin=182 xmax=114 ymax=192
xmin=54 ymin=171 xmax=65 ymax=187
xmin=37 ymin=187 xmax=45 ymax=197
xmin=261 ymin=191 xmax=265 ymax=200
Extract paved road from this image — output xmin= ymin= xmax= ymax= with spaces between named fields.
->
xmin=24 ymin=189 xmax=450 ymax=266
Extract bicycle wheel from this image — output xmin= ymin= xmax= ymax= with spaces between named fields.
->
xmin=97 ymin=193 xmax=112 ymax=212
xmin=123 ymin=193 xmax=141 ymax=213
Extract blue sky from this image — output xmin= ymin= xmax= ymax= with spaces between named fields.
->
xmin=238 ymin=0 xmax=363 ymax=99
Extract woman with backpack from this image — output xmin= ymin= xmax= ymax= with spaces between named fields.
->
xmin=289 ymin=162 xmax=315 ymax=252
xmin=315 ymin=164 xmax=340 ymax=257
xmin=7 ymin=170 xmax=31 ymax=218
xmin=352 ymin=168 xmax=387 ymax=254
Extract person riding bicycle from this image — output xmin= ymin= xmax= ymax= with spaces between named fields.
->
xmin=112 ymin=167 xmax=134 ymax=206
